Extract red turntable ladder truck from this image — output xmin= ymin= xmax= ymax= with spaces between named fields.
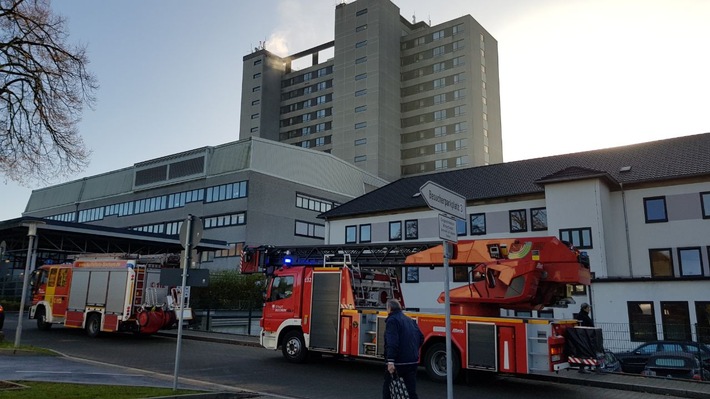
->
xmin=29 ymin=253 xmax=192 ymax=337
xmin=241 ymin=237 xmax=591 ymax=381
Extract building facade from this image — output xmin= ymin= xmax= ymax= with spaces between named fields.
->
xmin=319 ymin=133 xmax=710 ymax=346
xmin=23 ymin=137 xmax=387 ymax=271
xmin=240 ymin=0 xmax=502 ymax=181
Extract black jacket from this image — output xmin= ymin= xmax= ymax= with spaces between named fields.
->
xmin=576 ymin=309 xmax=594 ymax=327
xmin=384 ymin=309 xmax=424 ymax=365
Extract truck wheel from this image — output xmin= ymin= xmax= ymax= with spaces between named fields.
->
xmin=282 ymin=330 xmax=308 ymax=363
xmin=424 ymin=342 xmax=461 ymax=382
xmin=85 ymin=313 xmax=101 ymax=338
xmin=36 ymin=308 xmax=52 ymax=331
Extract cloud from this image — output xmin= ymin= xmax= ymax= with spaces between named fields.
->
xmin=264 ymin=0 xmax=334 ymax=57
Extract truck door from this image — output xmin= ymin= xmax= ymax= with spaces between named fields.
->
xmin=46 ymin=267 xmax=71 ymax=318
xmin=263 ymin=274 xmax=297 ymax=334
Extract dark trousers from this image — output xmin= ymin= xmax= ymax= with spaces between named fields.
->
xmin=383 ymin=364 xmax=418 ymax=399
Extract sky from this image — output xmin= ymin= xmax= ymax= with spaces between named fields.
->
xmin=1 ymin=0 xmax=709 ymax=221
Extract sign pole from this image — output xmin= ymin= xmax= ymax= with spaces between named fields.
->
xmin=173 ymin=215 xmax=193 ymax=391
xmin=443 ymin=241 xmax=454 ymax=399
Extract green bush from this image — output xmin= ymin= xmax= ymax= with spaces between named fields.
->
xmin=0 ymin=298 xmax=22 ymax=311
xmin=190 ymin=271 xmax=265 ymax=310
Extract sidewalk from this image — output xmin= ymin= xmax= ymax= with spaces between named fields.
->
xmin=161 ymin=329 xmax=710 ymax=399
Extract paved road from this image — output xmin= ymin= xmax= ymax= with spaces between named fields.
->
xmin=1 ymin=314 xmax=694 ymax=399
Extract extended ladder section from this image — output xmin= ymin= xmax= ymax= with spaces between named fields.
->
xmin=240 ymin=242 xmax=439 ymax=274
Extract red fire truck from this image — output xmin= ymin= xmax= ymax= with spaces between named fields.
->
xmin=241 ymin=237 xmax=592 ymax=381
xmin=29 ymin=253 xmax=191 ymax=337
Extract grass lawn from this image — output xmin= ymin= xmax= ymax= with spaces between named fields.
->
xmin=0 ymin=381 xmax=199 ymax=398
xmin=0 ymin=339 xmax=57 ymax=355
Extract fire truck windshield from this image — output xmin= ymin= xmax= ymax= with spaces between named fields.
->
xmin=268 ymin=276 xmax=294 ymax=302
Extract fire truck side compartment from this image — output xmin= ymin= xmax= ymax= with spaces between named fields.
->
xmin=106 ymin=270 xmax=130 ymax=314
xmin=309 ymin=272 xmax=341 ymax=352
xmin=68 ymin=270 xmax=90 ymax=311
xmin=467 ymin=323 xmax=497 ymax=370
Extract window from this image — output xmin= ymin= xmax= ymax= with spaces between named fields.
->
xmin=454 ymin=139 xmax=467 ymax=150
xmin=315 ymin=137 xmax=325 ymax=147
xmin=405 ymin=220 xmax=418 ymax=240
xmin=644 ymin=196 xmax=668 ymax=223
xmin=355 ymin=56 xmax=367 ymax=64
xmin=432 ymin=30 xmax=445 ymax=40
xmin=434 ymin=142 xmax=447 ymax=153
xmin=433 ymin=78 xmax=445 ymax=89
xmin=355 ymin=73 xmax=367 ymax=81
xmin=457 ymin=219 xmax=466 ymax=236
xmin=355 ymin=40 xmax=367 ymax=48
xmin=702 ymin=192 xmax=710 ymax=219
xmin=678 ymin=247 xmax=703 ymax=276
xmin=434 ymin=110 xmax=446 ymax=121
xmin=538 ymin=309 xmax=554 ymax=319
xmin=660 ymin=302 xmax=691 ymax=341
xmin=345 ymin=225 xmax=357 ymax=244
xmin=405 ymin=267 xmax=419 ymax=283
xmin=356 ymin=8 xmax=367 ymax=16
xmin=454 ymin=106 xmax=464 ymax=116
xmin=253 ymin=73 xmax=261 ymax=79
xmin=696 ymin=301 xmax=710 ymax=344
xmin=295 ymin=220 xmax=325 ymax=239
xmin=203 ymin=212 xmax=246 ymax=229
xmin=433 ymin=62 xmax=445 ymax=72
xmin=316 ymin=109 xmax=326 ymax=118
xmin=354 ymin=138 xmax=367 ymax=146
xmin=355 ymin=89 xmax=367 ymax=97
xmin=435 ymin=159 xmax=447 ymax=170
xmin=253 ymin=59 xmax=262 ymax=66
xmin=356 ymin=24 xmax=367 ymax=32
xmin=269 ymin=276 xmax=294 ymax=302
xmin=389 ymin=221 xmax=402 ymax=241
xmin=452 ymin=24 xmax=464 ymax=35
xmin=359 ymin=224 xmax=371 ymax=243
xmin=453 ymin=266 xmax=469 ymax=282
xmin=354 ymin=155 xmax=367 ymax=162
xmin=251 ymin=99 xmax=260 ymax=106
xmin=628 ymin=302 xmax=658 ymax=342
xmin=216 ymin=242 xmax=241 ymax=258
xmin=509 ymin=209 xmax=527 ymax=232
xmin=433 ymin=94 xmax=445 ymax=104
xmin=296 ymin=193 xmax=338 ymax=213
xmin=433 ymin=45 xmax=445 ymax=57
xmin=252 ymin=86 xmax=261 ymax=92
xmin=355 ymin=105 xmax=367 ymax=113
xmin=452 ymin=40 xmax=464 ymax=51
xmin=315 ymin=123 xmax=326 ymax=132
xmin=559 ymin=227 xmax=593 ymax=249
xmin=434 ymin=126 xmax=446 ymax=137
xmin=251 ymin=113 xmax=259 ymax=119
xmin=470 ymin=213 xmax=486 ymax=235
xmin=649 ymin=249 xmax=673 ymax=277
xmin=531 ymin=208 xmax=548 ymax=231
xmin=355 ymin=122 xmax=367 ymax=129
xmin=205 ymin=181 xmax=248 ymax=203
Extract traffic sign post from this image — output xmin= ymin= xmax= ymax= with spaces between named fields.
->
xmin=419 ymin=181 xmax=466 ymax=399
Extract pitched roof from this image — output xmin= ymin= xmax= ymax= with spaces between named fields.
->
xmin=320 ymin=133 xmax=710 ymax=220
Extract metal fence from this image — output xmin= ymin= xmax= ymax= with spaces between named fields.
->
xmin=598 ymin=322 xmax=709 ymax=353
xmin=190 ymin=300 xmax=262 ymax=337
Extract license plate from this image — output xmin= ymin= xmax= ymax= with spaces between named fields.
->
xmin=551 ymin=355 xmax=561 ymax=362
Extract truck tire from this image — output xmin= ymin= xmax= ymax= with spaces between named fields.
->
xmin=36 ymin=307 xmax=52 ymax=331
xmin=424 ymin=342 xmax=461 ymax=382
xmin=85 ymin=313 xmax=101 ymax=338
xmin=282 ymin=330 xmax=308 ymax=363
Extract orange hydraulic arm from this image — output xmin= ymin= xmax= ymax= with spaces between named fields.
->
xmin=405 ymin=237 xmax=591 ymax=316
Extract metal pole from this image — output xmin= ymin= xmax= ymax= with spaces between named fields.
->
xmin=173 ymin=215 xmax=192 ymax=391
xmin=14 ymin=224 xmax=38 ymax=350
xmin=443 ymin=241 xmax=453 ymax=399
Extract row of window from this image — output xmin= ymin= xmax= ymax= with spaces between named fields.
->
xmin=62 ymin=181 xmax=248 ymax=223
xmin=401 ymin=155 xmax=471 ymax=175
xmin=401 ymin=73 xmax=466 ymax=98
xmin=401 ymin=88 xmax=465 ymax=113
xmin=281 ymin=122 xmax=332 ymax=140
xmin=281 ymin=65 xmax=333 ymax=88
xmin=644 ymin=192 xmax=710 ymax=223
xmin=295 ymin=220 xmax=325 ymax=239
xmin=280 ymin=108 xmax=332 ymax=128
xmin=281 ymin=79 xmax=332 ymax=101
xmin=401 ymin=138 xmax=468 ymax=160
xmin=298 ymin=135 xmax=331 ymax=149
xmin=280 ymin=94 xmax=332 ymax=115
xmin=401 ymin=122 xmax=468 ymax=144
xmin=401 ymin=23 xmax=465 ymax=50
xmin=628 ymin=301 xmax=710 ymax=343
xmin=401 ymin=104 xmax=468 ymax=128
xmin=401 ymin=40 xmax=465 ymax=67
xmin=401 ymin=56 xmax=466 ymax=82
xmin=650 ymin=246 xmax=709 ymax=277
xmin=296 ymin=193 xmax=339 ymax=213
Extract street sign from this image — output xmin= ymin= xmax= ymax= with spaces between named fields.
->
xmin=438 ymin=214 xmax=458 ymax=243
xmin=419 ymin=181 xmax=466 ymax=220
xmin=179 ymin=216 xmax=204 ymax=249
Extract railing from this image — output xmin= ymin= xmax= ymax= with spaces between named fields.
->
xmin=597 ymin=322 xmax=710 ymax=353
xmin=190 ymin=306 xmax=262 ymax=336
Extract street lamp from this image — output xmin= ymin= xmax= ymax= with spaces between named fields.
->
xmin=14 ymin=221 xmax=43 ymax=350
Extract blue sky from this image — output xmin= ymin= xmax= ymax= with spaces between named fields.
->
xmin=2 ymin=0 xmax=709 ymax=220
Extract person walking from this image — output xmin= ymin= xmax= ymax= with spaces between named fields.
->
xmin=383 ymin=299 xmax=424 ymax=399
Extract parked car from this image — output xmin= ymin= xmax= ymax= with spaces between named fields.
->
xmin=642 ymin=352 xmax=710 ymax=381
xmin=0 ymin=303 xmax=4 ymax=330
xmin=615 ymin=341 xmax=710 ymax=374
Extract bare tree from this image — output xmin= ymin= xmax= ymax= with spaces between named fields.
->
xmin=0 ymin=0 xmax=96 ymax=184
